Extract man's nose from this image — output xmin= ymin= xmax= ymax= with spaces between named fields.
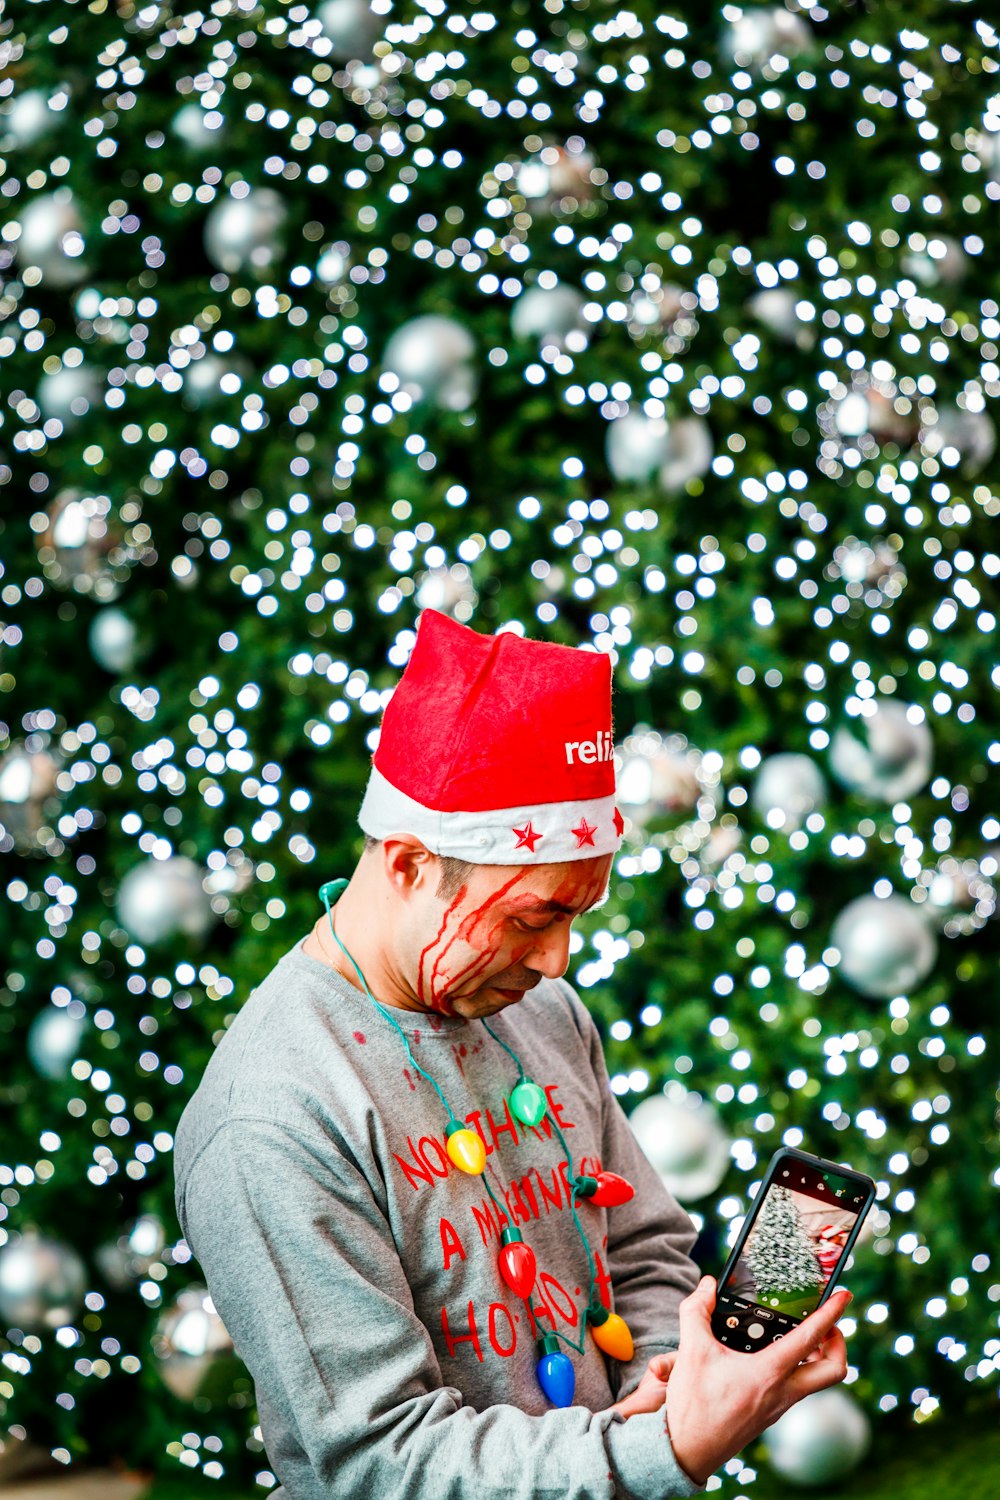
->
xmin=524 ymin=924 xmax=572 ymax=980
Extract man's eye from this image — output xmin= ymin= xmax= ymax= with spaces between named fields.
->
xmin=514 ymin=918 xmax=551 ymax=933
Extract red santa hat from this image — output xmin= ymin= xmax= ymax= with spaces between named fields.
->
xmin=358 ymin=609 xmax=624 ymax=864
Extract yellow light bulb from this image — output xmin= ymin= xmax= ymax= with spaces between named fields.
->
xmin=446 ymin=1127 xmax=486 ymax=1175
xmin=590 ymin=1312 xmax=634 ymax=1362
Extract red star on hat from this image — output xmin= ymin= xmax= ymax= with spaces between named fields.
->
xmin=513 ymin=821 xmax=543 ymax=852
xmin=572 ymin=818 xmax=597 ymax=848
xmin=613 ymin=807 xmax=625 ymax=836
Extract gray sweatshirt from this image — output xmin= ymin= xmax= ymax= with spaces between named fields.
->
xmin=173 ymin=933 xmax=706 ymax=1499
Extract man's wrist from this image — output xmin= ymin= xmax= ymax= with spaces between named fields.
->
xmin=662 ymin=1394 xmax=710 ymax=1488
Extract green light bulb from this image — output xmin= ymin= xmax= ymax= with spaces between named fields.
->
xmin=510 ymin=1079 xmax=547 ymax=1126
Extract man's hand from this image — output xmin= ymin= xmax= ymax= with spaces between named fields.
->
xmin=663 ymin=1275 xmax=853 ymax=1486
xmin=610 ymin=1351 xmax=678 ymax=1419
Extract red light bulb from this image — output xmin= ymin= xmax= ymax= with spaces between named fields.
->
xmin=587 ymin=1172 xmax=635 ymax=1207
xmin=497 ymin=1226 xmax=536 ymax=1299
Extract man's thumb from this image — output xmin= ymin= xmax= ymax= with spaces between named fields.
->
xmin=680 ymin=1274 xmax=717 ymax=1330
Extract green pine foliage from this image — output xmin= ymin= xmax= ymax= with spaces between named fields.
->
xmin=0 ymin=0 xmax=998 ymax=1489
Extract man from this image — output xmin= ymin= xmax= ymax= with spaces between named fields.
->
xmin=173 ymin=609 xmax=850 ymax=1499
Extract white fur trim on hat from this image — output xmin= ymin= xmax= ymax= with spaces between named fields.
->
xmin=358 ymin=766 xmax=622 ymax=864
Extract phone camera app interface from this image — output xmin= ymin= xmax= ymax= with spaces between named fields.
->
xmin=725 ymin=1160 xmax=865 ymax=1321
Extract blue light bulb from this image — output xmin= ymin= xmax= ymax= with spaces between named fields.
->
xmin=536 ymin=1335 xmax=575 ymax=1407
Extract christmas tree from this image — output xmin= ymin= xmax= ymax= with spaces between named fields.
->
xmin=1 ymin=0 xmax=998 ymax=1491
xmin=745 ymin=1186 xmax=824 ymax=1315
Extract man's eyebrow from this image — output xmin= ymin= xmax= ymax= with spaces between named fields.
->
xmin=517 ymin=890 xmax=611 ymax=917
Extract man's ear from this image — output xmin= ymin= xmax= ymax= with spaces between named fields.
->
xmin=380 ymin=835 xmax=437 ymax=899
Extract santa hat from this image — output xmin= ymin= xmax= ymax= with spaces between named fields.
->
xmin=358 ymin=609 xmax=624 ymax=864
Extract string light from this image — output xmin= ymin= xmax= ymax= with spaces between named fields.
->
xmin=318 ymin=879 xmax=636 ymax=1407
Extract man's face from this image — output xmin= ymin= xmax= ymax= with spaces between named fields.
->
xmin=401 ymin=854 xmax=613 ymax=1021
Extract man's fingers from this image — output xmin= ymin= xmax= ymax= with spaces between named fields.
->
xmin=769 ymin=1288 xmax=852 ymax=1368
xmin=649 ymin=1351 xmax=677 ymax=1379
xmin=785 ymin=1329 xmax=849 ymax=1400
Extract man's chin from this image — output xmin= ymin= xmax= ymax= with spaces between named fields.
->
xmin=446 ymin=985 xmax=529 ymax=1015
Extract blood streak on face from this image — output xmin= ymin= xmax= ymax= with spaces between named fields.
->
xmin=416 ymin=885 xmax=470 ymax=1004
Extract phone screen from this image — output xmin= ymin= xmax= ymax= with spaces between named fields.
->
xmin=720 ymin=1156 xmax=869 ymax=1321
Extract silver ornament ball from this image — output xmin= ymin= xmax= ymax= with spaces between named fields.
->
xmin=36 ymin=488 xmax=120 ymax=596
xmin=0 ymin=1232 xmax=87 ymax=1332
xmin=747 ymin=286 xmax=797 ymax=335
xmin=920 ymin=405 xmax=995 ymax=475
xmin=117 ymin=855 xmax=215 ymax=945
xmin=16 ymin=190 xmax=89 ymax=286
xmin=204 ymin=188 xmax=287 ymax=274
xmin=96 ymin=1214 xmax=168 ymax=1291
xmin=317 ymin=0 xmax=383 ymax=60
xmin=926 ymin=854 xmax=996 ymax=937
xmin=901 ymin=236 xmax=968 ymax=288
xmin=516 ymin=146 xmax=596 ymax=207
xmin=152 ymin=1286 xmax=241 ymax=1404
xmin=629 ymin=1089 xmax=731 ymax=1202
xmin=2 ymin=89 xmax=59 ymax=147
xmin=606 ymin=412 xmax=670 ymax=483
xmin=830 ymin=698 xmax=932 ymax=802
xmin=973 ymin=126 xmax=1000 ymax=182
xmin=511 ymin=284 xmax=588 ymax=350
xmin=725 ymin=9 xmax=812 ymax=70
xmin=27 ymin=1004 xmax=87 ymax=1080
xmin=762 ymin=1387 xmax=871 ymax=1487
xmin=831 ymin=893 xmax=938 ymax=999
xmin=382 ymin=314 xmax=477 ymax=411
xmin=183 ymin=353 xmax=252 ymax=407
xmin=660 ymin=417 xmax=713 ymax=491
xmin=616 ymin=731 xmax=710 ymax=829
xmin=752 ymin=753 xmax=827 ymax=832
xmin=37 ymin=364 xmax=102 ymax=427
xmin=171 ymin=101 xmax=224 ymax=150
xmin=0 ymin=744 xmax=61 ymax=849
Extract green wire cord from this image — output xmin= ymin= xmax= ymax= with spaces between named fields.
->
xmin=480 ymin=1015 xmax=598 ymax=1358
xmin=320 ymin=881 xmax=600 ymax=1359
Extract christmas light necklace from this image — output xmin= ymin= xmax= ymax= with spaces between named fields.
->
xmin=319 ymin=879 xmax=637 ymax=1407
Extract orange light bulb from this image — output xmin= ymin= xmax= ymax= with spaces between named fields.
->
xmin=591 ymin=1311 xmax=634 ymax=1361
xmin=589 ymin=1306 xmax=634 ymax=1361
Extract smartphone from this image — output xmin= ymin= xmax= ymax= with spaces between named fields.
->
xmin=710 ymin=1146 xmax=875 ymax=1352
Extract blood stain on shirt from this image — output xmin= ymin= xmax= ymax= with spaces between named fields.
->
xmin=353 ymin=1031 xmax=367 ymax=1044
xmin=413 ymin=1029 xmax=421 ymax=1045
xmin=402 ymin=1067 xmax=417 ymax=1091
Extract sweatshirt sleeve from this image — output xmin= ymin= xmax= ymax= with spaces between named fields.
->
xmin=175 ymin=1115 xmax=704 ymax=1500
xmin=557 ymin=982 xmax=704 ymax=1408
